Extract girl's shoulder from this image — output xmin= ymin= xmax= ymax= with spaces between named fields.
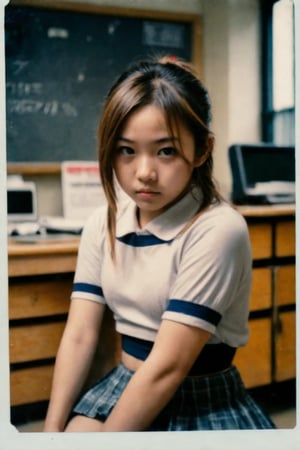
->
xmin=208 ymin=201 xmax=247 ymax=226
xmin=199 ymin=201 xmax=247 ymax=228
xmin=185 ymin=201 xmax=250 ymax=248
xmin=81 ymin=205 xmax=108 ymax=242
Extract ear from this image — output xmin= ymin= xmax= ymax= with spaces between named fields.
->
xmin=193 ymin=134 xmax=214 ymax=168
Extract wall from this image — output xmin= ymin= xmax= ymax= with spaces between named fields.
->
xmin=202 ymin=0 xmax=261 ymax=196
xmin=8 ymin=0 xmax=262 ymax=214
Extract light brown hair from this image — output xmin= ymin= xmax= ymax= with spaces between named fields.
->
xmin=98 ymin=57 xmax=222 ymax=258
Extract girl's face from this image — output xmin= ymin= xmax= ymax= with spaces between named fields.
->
xmin=114 ymin=104 xmax=204 ymax=227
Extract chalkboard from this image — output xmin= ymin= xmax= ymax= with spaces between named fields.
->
xmin=5 ymin=3 xmax=200 ymax=165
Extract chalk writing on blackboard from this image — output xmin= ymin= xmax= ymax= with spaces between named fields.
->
xmin=5 ymin=4 xmax=194 ymax=163
xmin=6 ymin=81 xmax=43 ymax=96
xmin=7 ymin=99 xmax=78 ymax=117
xmin=143 ymin=21 xmax=185 ymax=48
xmin=48 ymin=27 xmax=69 ymax=39
xmin=6 ymin=81 xmax=78 ymax=117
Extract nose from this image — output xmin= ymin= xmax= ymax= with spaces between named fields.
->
xmin=136 ymin=155 xmax=157 ymax=182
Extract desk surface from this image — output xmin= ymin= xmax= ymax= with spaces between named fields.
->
xmin=8 ymin=236 xmax=80 ymax=277
xmin=8 ymin=236 xmax=80 ymax=256
xmin=236 ymin=203 xmax=295 ymax=218
xmin=8 ymin=204 xmax=295 ymax=276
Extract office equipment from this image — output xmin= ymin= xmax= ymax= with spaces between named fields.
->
xmin=229 ymin=143 xmax=295 ymax=205
xmin=7 ymin=180 xmax=37 ymax=223
xmin=5 ymin=2 xmax=200 ymax=166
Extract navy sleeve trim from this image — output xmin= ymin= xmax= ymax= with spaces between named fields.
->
xmin=73 ymin=282 xmax=103 ymax=297
xmin=166 ymin=299 xmax=222 ymax=326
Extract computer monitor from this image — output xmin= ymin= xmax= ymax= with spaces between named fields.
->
xmin=229 ymin=143 xmax=295 ymax=205
xmin=7 ymin=182 xmax=38 ymax=222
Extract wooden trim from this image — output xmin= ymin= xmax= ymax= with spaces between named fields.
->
xmin=237 ymin=204 xmax=295 ymax=218
xmin=7 ymin=162 xmax=62 ymax=175
xmin=8 ymin=0 xmax=201 ymax=23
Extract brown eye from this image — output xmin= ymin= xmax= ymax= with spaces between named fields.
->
xmin=158 ymin=147 xmax=177 ymax=157
xmin=117 ymin=146 xmax=135 ymax=156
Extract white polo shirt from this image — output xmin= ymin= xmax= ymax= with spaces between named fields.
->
xmin=71 ymin=188 xmax=252 ymax=347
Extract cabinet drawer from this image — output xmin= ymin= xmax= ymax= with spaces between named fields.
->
xmin=276 ymin=221 xmax=295 ymax=257
xmin=9 ymin=278 xmax=72 ymax=319
xmin=275 ymin=310 xmax=296 ymax=382
xmin=276 ymin=265 xmax=295 ymax=306
xmin=250 ymin=268 xmax=272 ymax=310
xmin=10 ymin=322 xmax=65 ymax=363
xmin=233 ymin=318 xmax=272 ymax=388
xmin=248 ymin=224 xmax=272 ymax=259
xmin=10 ymin=364 xmax=54 ymax=406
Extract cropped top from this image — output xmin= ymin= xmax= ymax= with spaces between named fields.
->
xmin=71 ymin=188 xmax=252 ymax=347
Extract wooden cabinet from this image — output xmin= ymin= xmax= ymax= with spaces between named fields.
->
xmin=8 ymin=239 xmax=120 ymax=408
xmin=233 ymin=318 xmax=272 ymax=387
xmin=233 ymin=205 xmax=295 ymax=388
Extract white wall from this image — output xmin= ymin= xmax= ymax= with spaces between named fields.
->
xmin=14 ymin=0 xmax=262 ymax=213
xmin=202 ymin=0 xmax=261 ymax=196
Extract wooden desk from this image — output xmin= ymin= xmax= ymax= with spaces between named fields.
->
xmin=8 ymin=204 xmax=296 ymax=407
xmin=8 ymin=238 xmax=79 ymax=277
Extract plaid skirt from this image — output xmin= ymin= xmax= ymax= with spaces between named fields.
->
xmin=72 ymin=364 xmax=276 ymax=431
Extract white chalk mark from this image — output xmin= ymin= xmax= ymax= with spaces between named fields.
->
xmin=48 ymin=28 xmax=69 ymax=39
xmin=13 ymin=60 xmax=29 ymax=75
xmin=77 ymin=73 xmax=85 ymax=82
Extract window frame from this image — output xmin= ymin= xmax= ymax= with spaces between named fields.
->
xmin=260 ymin=0 xmax=295 ymax=144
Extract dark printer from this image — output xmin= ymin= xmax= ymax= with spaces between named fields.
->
xmin=229 ymin=143 xmax=295 ymax=205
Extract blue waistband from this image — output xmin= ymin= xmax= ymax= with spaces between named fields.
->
xmin=121 ymin=334 xmax=236 ymax=376
xmin=122 ymin=334 xmax=153 ymax=360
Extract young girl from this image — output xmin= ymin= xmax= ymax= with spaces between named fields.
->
xmin=44 ymin=57 xmax=275 ymax=432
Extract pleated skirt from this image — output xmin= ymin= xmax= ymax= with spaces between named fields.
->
xmin=72 ymin=364 xmax=276 ymax=431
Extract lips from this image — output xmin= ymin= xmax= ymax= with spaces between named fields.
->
xmin=136 ymin=189 xmax=160 ymax=199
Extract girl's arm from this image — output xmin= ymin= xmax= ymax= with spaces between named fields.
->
xmin=103 ymin=319 xmax=211 ymax=431
xmin=43 ymin=298 xmax=105 ymax=432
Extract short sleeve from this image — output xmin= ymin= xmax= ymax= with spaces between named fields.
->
xmin=71 ymin=207 xmax=107 ymax=305
xmin=162 ymin=206 xmax=252 ymax=339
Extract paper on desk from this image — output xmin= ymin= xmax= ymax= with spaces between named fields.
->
xmin=248 ymin=181 xmax=295 ymax=195
xmin=61 ymin=161 xmax=106 ymax=221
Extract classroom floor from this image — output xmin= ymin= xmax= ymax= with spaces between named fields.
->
xmin=14 ymin=379 xmax=297 ymax=432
